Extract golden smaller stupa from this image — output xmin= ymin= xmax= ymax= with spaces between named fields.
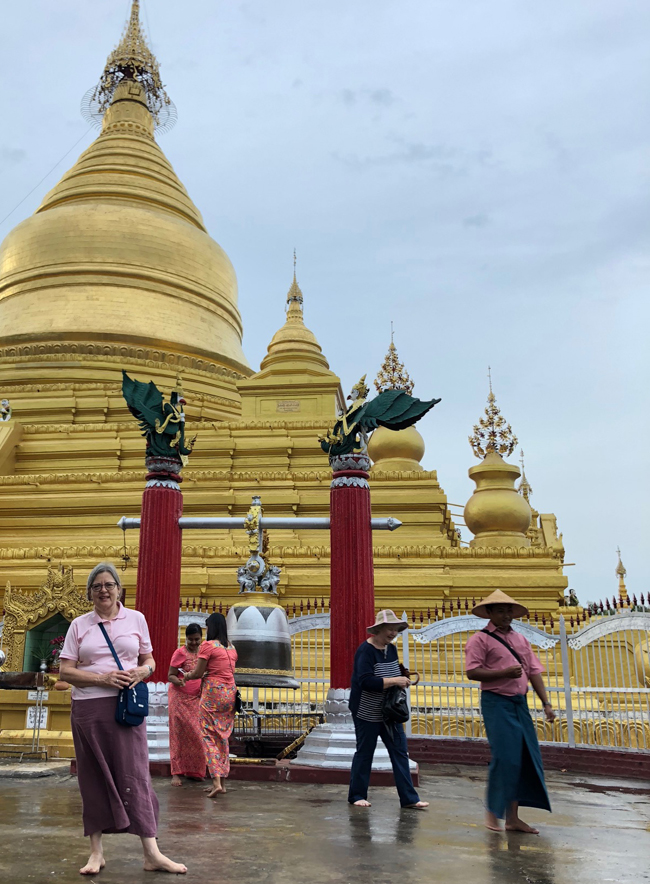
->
xmin=368 ymin=334 xmax=426 ymax=473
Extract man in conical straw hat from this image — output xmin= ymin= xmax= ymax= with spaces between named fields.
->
xmin=464 ymin=590 xmax=555 ymax=834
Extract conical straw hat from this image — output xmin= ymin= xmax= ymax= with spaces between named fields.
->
xmin=472 ymin=589 xmax=528 ymax=620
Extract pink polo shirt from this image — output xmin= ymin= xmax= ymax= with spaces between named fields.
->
xmin=464 ymin=622 xmax=544 ymax=696
xmin=60 ymin=603 xmax=153 ymax=701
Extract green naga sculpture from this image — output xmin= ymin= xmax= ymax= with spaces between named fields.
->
xmin=319 ymin=375 xmax=441 ymax=458
xmin=122 ymin=370 xmax=195 ymax=466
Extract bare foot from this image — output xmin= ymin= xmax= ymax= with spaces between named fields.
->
xmin=79 ymin=854 xmax=105 ymax=875
xmin=171 ymin=775 xmax=183 ymax=787
xmin=143 ymin=852 xmax=187 ymax=874
xmin=485 ymin=811 xmax=503 ymax=832
xmin=404 ymin=801 xmax=429 ymax=809
xmin=352 ymin=799 xmax=371 ymax=807
xmin=205 ymin=785 xmax=225 ymax=797
xmin=505 ymin=818 xmax=539 ymax=834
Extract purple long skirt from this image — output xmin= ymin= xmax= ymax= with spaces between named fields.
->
xmin=71 ymin=697 xmax=159 ymax=837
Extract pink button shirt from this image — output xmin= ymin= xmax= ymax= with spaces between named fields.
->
xmin=464 ymin=622 xmax=544 ymax=696
xmin=60 ymin=603 xmax=153 ymax=701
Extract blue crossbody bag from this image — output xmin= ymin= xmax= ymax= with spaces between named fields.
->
xmin=98 ymin=623 xmax=149 ymax=727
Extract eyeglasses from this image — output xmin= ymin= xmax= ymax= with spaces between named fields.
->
xmin=90 ymin=582 xmax=118 ymax=593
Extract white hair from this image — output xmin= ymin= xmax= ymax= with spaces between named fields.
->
xmin=86 ymin=562 xmax=123 ymax=601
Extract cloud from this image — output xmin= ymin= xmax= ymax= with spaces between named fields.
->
xmin=1 ymin=146 xmax=26 ymax=165
xmin=463 ymin=213 xmax=490 ymax=228
xmin=337 ymin=87 xmax=398 ymax=107
xmin=332 ymin=139 xmax=491 ymax=176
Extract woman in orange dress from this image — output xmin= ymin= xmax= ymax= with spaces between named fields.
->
xmin=182 ymin=613 xmax=237 ymax=798
xmin=167 ymin=624 xmax=205 ymax=786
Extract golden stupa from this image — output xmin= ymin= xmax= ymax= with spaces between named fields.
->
xmin=0 ymin=4 xmax=569 ymax=753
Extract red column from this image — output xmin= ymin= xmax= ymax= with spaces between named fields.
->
xmin=135 ymin=456 xmax=183 ymax=678
xmin=329 ymin=453 xmax=376 ymax=689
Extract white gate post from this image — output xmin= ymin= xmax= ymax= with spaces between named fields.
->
xmin=559 ymin=616 xmax=576 ymax=748
xmin=401 ymin=612 xmax=412 ymax=736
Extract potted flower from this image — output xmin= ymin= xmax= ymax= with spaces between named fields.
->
xmin=48 ymin=635 xmax=66 ymax=673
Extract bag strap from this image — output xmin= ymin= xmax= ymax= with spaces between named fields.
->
xmin=480 ymin=628 xmax=524 ymax=666
xmin=98 ymin=623 xmax=124 ymax=671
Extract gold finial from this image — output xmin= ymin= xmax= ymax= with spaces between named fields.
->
xmin=615 ymin=547 xmax=628 ymax=600
xmin=374 ymin=331 xmax=414 ymax=395
xmin=469 ymin=380 xmax=518 ymax=460
xmin=488 ymin=365 xmax=493 ymax=394
xmin=90 ymin=0 xmax=171 ymax=125
xmin=286 ymin=250 xmax=304 ymax=310
xmin=615 ymin=547 xmax=626 ymax=579
xmin=518 ymin=448 xmax=533 ymax=501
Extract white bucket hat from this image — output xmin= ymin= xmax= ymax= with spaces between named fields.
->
xmin=367 ymin=610 xmax=409 ymax=634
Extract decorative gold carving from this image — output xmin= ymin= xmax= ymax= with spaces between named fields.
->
xmin=0 ymin=343 xmax=247 ymax=382
xmin=374 ymin=341 xmax=414 ymax=395
xmin=1 ymin=567 xmax=91 ymax=672
xmin=469 ymin=388 xmax=518 ymax=460
xmin=243 ymin=499 xmax=262 ymax=553
xmin=235 ymin=667 xmax=294 ymax=676
xmin=0 ymin=542 xmax=562 ymax=563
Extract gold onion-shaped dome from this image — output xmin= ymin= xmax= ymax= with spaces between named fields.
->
xmin=368 ymin=425 xmax=425 ymax=471
xmin=464 ymin=388 xmax=531 ymax=548
xmin=368 ymin=337 xmax=425 ymax=471
xmin=0 ymin=7 xmax=249 ymax=376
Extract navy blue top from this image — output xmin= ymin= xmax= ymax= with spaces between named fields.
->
xmin=349 ymin=641 xmax=401 ymax=719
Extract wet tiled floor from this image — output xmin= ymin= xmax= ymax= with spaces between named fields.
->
xmin=1 ymin=763 xmax=648 ymax=883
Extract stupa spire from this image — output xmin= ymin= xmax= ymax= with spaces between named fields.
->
xmin=258 ymin=256 xmax=330 ymax=372
xmin=286 ymin=249 xmax=304 ymax=313
xmin=615 ymin=547 xmax=628 ymax=600
xmin=518 ymin=448 xmax=533 ymax=502
xmin=88 ymin=0 xmax=173 ymax=128
xmin=374 ymin=328 xmax=414 ymax=394
xmin=469 ymin=378 xmax=518 ymax=460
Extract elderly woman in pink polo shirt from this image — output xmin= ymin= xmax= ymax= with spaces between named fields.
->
xmin=465 ymin=590 xmax=556 ymax=835
xmin=59 ymin=562 xmax=187 ymax=877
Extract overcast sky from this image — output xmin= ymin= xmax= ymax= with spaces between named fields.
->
xmin=1 ymin=1 xmax=648 ymax=605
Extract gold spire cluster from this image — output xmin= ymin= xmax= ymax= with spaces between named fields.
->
xmin=374 ymin=337 xmax=414 ymax=395
xmin=469 ymin=383 xmax=518 ymax=460
xmin=91 ymin=0 xmax=171 ymax=125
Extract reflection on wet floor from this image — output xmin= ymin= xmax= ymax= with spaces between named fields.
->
xmin=0 ymin=764 xmax=648 ymax=883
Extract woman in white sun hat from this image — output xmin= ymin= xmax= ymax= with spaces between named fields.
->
xmin=348 ymin=610 xmax=429 ymax=809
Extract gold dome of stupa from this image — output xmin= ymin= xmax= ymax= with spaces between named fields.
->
xmin=464 ymin=384 xmax=531 ymax=548
xmin=0 ymin=2 xmax=249 ymax=378
xmin=368 ymin=337 xmax=425 ymax=471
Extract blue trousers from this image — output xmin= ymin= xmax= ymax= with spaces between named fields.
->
xmin=348 ymin=716 xmax=420 ymax=807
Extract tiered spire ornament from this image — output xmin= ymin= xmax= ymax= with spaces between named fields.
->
xmin=374 ymin=332 xmax=415 ymax=395
xmin=518 ymin=449 xmax=533 ymax=501
xmin=615 ymin=548 xmax=628 ymax=600
xmin=469 ymin=382 xmax=518 ymax=460
xmin=286 ymin=251 xmax=304 ymax=311
xmin=84 ymin=0 xmax=175 ymax=130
